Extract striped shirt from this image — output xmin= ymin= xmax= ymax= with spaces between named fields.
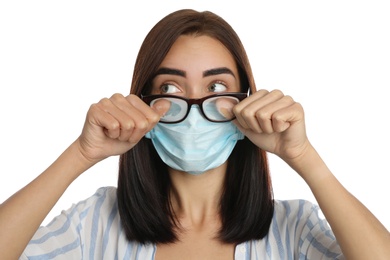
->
xmin=21 ymin=186 xmax=344 ymax=259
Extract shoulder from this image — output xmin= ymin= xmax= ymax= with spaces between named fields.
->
xmin=22 ymin=186 xmax=155 ymax=259
xmin=75 ymin=186 xmax=117 ymax=209
xmin=270 ymin=199 xmax=328 ymax=241
xmin=76 ymin=186 xmax=118 ymax=221
xmin=273 ymin=199 xmax=320 ymax=219
xmin=272 ymin=199 xmax=325 ymax=230
xmin=22 ymin=187 xmax=117 ymax=256
xmin=41 ymin=186 xmax=119 ymax=230
xmin=89 ymin=186 xmax=117 ymax=204
xmin=59 ymin=186 xmax=118 ymax=219
xmin=34 ymin=186 xmax=119 ymax=239
xmin=253 ymin=199 xmax=342 ymax=258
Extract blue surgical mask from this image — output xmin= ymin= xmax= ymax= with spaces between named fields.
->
xmin=145 ymin=106 xmax=244 ymax=175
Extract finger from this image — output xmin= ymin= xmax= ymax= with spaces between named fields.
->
xmin=88 ymin=100 xmax=121 ymax=139
xmin=255 ymin=95 xmax=295 ymax=134
xmin=232 ymin=118 xmax=250 ymax=137
xmin=109 ymin=94 xmax=160 ymax=143
xmin=95 ymin=97 xmax=136 ymax=141
xmin=125 ymin=94 xmax=164 ymax=142
xmin=215 ymin=97 xmax=236 ymax=119
xmin=233 ymin=89 xmax=270 ymax=129
xmin=234 ymin=89 xmax=286 ymax=133
xmin=148 ymin=98 xmax=172 ymax=117
xmin=126 ymin=94 xmax=163 ymax=123
xmin=271 ymin=102 xmax=304 ymax=133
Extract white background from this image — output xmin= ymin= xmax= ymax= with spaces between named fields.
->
xmin=1 ymin=1 xmax=389 ymax=230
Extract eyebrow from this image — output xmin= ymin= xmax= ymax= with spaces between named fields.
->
xmin=154 ymin=67 xmax=186 ymax=77
xmin=203 ymin=67 xmax=236 ymax=78
xmin=154 ymin=67 xmax=236 ymax=78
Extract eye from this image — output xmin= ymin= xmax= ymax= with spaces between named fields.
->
xmin=160 ymin=83 xmax=180 ymax=94
xmin=208 ymin=82 xmax=227 ymax=93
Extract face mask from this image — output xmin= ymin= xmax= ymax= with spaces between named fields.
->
xmin=145 ymin=106 xmax=244 ymax=175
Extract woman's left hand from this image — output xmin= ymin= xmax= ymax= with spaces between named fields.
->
xmin=233 ymin=89 xmax=310 ymax=164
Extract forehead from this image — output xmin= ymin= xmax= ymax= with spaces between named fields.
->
xmin=159 ymin=34 xmax=238 ymax=73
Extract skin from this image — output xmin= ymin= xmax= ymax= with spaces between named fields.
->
xmin=0 ymin=34 xmax=389 ymax=260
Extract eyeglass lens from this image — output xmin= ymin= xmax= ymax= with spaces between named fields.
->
xmin=149 ymin=96 xmax=240 ymax=123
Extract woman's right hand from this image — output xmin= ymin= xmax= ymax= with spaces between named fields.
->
xmin=76 ymin=93 xmax=166 ymax=165
xmin=0 ymin=93 xmax=167 ymax=260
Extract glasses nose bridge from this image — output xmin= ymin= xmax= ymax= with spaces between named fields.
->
xmin=186 ymin=98 xmax=203 ymax=109
xmin=186 ymin=98 xmax=209 ymax=119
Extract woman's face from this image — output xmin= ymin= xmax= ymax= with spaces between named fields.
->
xmin=151 ymin=35 xmax=241 ymax=98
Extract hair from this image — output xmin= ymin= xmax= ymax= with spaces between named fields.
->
xmin=117 ymin=9 xmax=274 ymax=244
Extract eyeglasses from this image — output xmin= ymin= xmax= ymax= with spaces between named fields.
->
xmin=142 ymin=93 xmax=247 ymax=123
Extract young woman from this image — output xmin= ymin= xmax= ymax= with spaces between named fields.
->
xmin=1 ymin=9 xmax=389 ymax=260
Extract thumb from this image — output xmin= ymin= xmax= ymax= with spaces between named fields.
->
xmin=151 ymin=99 xmax=171 ymax=117
xmin=233 ymin=118 xmax=270 ymax=150
xmin=233 ymin=119 xmax=251 ymax=137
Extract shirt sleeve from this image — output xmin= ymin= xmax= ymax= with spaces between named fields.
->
xmin=20 ymin=186 xmax=117 ymax=260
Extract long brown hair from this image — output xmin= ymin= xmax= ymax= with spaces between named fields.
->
xmin=118 ymin=9 xmax=273 ymax=244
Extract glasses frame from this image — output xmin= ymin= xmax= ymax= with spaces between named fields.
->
xmin=142 ymin=92 xmax=248 ymax=123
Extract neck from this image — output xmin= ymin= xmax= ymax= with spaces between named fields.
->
xmin=168 ymin=162 xmax=227 ymax=227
